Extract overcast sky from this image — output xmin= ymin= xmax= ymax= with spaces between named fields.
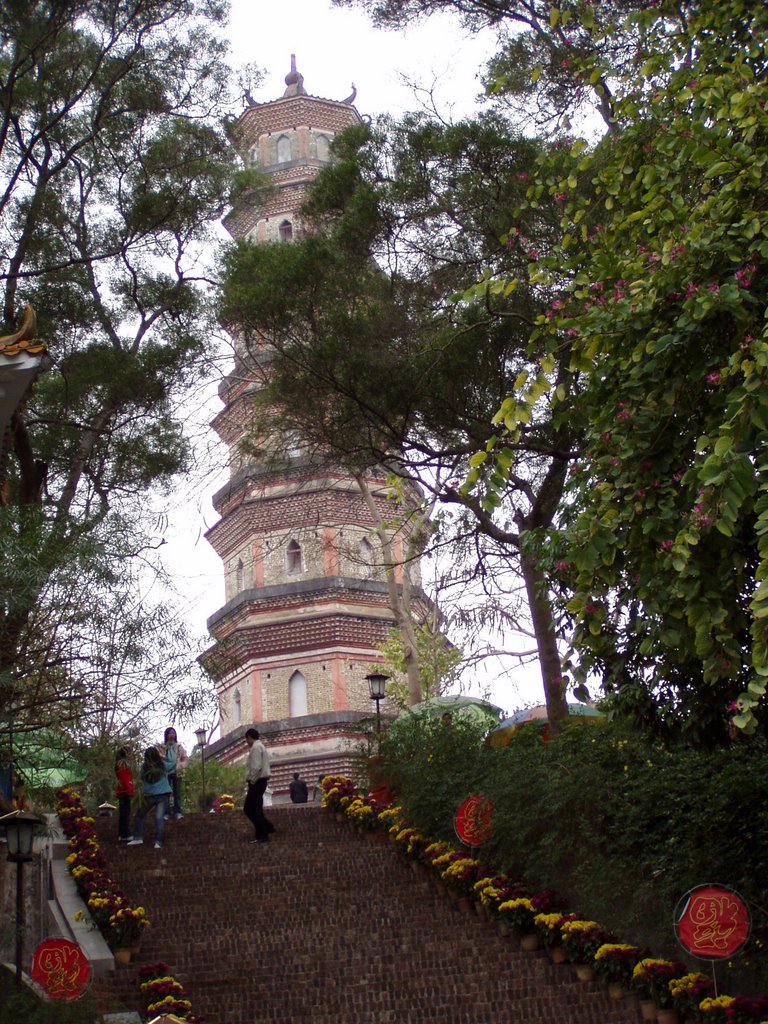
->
xmin=227 ymin=0 xmax=499 ymax=121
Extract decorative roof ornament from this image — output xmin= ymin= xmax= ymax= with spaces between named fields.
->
xmin=342 ymin=83 xmax=357 ymax=105
xmin=283 ymin=54 xmax=307 ymax=98
xmin=0 ymin=304 xmax=44 ymax=357
xmin=0 ymin=304 xmax=50 ymax=503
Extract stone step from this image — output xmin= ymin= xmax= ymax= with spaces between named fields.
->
xmin=94 ymin=808 xmax=642 ymax=1024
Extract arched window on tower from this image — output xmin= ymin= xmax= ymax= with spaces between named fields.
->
xmin=359 ymin=537 xmax=374 ymax=573
xmin=278 ymin=219 xmax=293 ymax=243
xmin=233 ymin=689 xmax=242 ymax=726
xmin=289 ymin=670 xmax=308 ymax=717
xmin=316 ymin=134 xmax=331 ymax=161
xmin=276 ymin=134 xmax=291 ymax=162
xmin=236 ymin=558 xmax=244 ymax=591
xmin=286 ymin=539 xmax=303 ymax=575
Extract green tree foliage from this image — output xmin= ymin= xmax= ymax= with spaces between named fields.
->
xmin=0 ymin=0 xmax=239 ymax=735
xmin=219 ymin=114 xmax=575 ymax=720
xmin=332 ymin=0 xmax=661 ymax=131
xmin=1 ymin=0 xmax=236 ymax=521
xmin=376 ymin=622 xmax=463 ymax=706
xmin=479 ymin=0 xmax=768 ymax=741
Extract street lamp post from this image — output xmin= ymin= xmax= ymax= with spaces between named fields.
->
xmin=1 ymin=808 xmax=42 ymax=984
xmin=365 ymin=672 xmax=389 ymax=753
xmin=194 ymin=727 xmax=207 ymax=812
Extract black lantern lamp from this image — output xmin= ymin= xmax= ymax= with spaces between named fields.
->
xmin=365 ymin=672 xmax=389 ymax=751
xmin=194 ymin=727 xmax=207 ymax=811
xmin=1 ymin=808 xmax=43 ymax=984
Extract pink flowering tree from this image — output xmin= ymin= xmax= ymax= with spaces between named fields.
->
xmin=477 ymin=0 xmax=768 ymax=740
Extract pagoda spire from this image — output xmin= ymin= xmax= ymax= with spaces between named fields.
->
xmin=283 ymin=54 xmax=307 ymax=97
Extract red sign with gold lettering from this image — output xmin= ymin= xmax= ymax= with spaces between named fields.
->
xmin=675 ymin=885 xmax=751 ymax=960
xmin=31 ymin=938 xmax=91 ymax=1000
xmin=455 ymin=794 xmax=494 ymax=847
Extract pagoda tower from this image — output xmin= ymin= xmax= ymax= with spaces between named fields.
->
xmin=203 ymin=60 xmax=431 ymax=798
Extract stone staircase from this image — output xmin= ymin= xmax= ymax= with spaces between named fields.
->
xmin=94 ymin=807 xmax=643 ymax=1024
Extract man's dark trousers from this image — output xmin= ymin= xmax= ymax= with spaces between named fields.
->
xmin=244 ymin=777 xmax=272 ymax=840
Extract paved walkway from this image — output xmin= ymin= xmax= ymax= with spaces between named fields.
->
xmin=95 ymin=806 xmax=644 ymax=1024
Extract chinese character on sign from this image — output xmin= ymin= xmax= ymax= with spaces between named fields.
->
xmin=675 ymin=885 xmax=751 ymax=960
xmin=31 ymin=938 xmax=91 ymax=1000
xmin=455 ymin=794 xmax=495 ymax=847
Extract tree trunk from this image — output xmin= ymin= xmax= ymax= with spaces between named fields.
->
xmin=519 ymin=543 xmax=568 ymax=730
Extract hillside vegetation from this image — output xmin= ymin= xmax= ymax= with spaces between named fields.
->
xmin=379 ymin=713 xmax=768 ymax=995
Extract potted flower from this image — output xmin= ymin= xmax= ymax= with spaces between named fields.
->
xmin=345 ymin=793 xmax=391 ymax=837
xmin=498 ymin=896 xmax=538 ymax=946
xmin=699 ymin=995 xmax=737 ymax=1023
xmin=560 ymin=920 xmax=612 ymax=979
xmin=440 ymin=854 xmax=484 ymax=901
xmin=137 ymin=961 xmax=202 ymax=1023
xmin=108 ymin=903 xmax=148 ymax=960
xmin=211 ymin=793 xmax=235 ymax=812
xmin=320 ymin=774 xmax=356 ymax=816
xmin=698 ymin=995 xmax=768 ymax=1024
xmin=631 ymin=958 xmax=688 ymax=1014
xmin=671 ymin=970 xmax=720 ymax=1019
xmin=378 ymin=805 xmax=403 ymax=841
xmin=423 ymin=841 xmax=453 ymax=885
xmin=473 ymin=873 xmax=510 ymax=925
xmin=474 ymin=874 xmax=502 ymax=907
xmin=593 ymin=943 xmax=642 ymax=997
xmin=86 ymin=889 xmax=126 ymax=933
xmin=140 ymin=973 xmax=187 ymax=1006
xmin=345 ymin=795 xmax=376 ymax=831
xmin=392 ymin=825 xmax=429 ymax=865
xmin=145 ymin=992 xmax=193 ymax=1019
xmin=402 ymin=830 xmax=429 ymax=861
xmin=534 ymin=912 xmax=580 ymax=962
xmin=732 ymin=996 xmax=768 ymax=1023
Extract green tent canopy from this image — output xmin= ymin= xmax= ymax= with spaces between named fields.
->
xmin=5 ymin=729 xmax=85 ymax=790
xmin=394 ymin=694 xmax=504 ymax=731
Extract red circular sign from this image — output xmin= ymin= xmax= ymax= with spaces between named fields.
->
xmin=31 ymin=938 xmax=91 ymax=1000
xmin=455 ymin=794 xmax=494 ymax=847
xmin=675 ymin=885 xmax=751 ymax=960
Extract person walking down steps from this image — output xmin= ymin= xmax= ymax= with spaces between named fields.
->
xmin=129 ymin=746 xmax=172 ymax=850
xmin=243 ymin=728 xmax=274 ymax=844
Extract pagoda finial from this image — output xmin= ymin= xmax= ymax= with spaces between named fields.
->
xmin=283 ymin=54 xmax=307 ymax=97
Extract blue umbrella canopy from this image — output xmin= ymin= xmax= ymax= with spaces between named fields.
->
xmin=488 ymin=702 xmax=602 ymax=747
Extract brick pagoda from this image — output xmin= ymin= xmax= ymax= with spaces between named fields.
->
xmin=202 ymin=59 xmax=431 ymax=798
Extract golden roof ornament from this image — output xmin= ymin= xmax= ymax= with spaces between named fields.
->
xmin=0 ymin=304 xmax=45 ymax=357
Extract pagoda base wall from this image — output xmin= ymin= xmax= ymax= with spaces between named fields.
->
xmin=206 ymin=711 xmax=385 ymax=803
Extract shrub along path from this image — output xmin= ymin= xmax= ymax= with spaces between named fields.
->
xmin=94 ymin=806 xmax=643 ymax=1023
